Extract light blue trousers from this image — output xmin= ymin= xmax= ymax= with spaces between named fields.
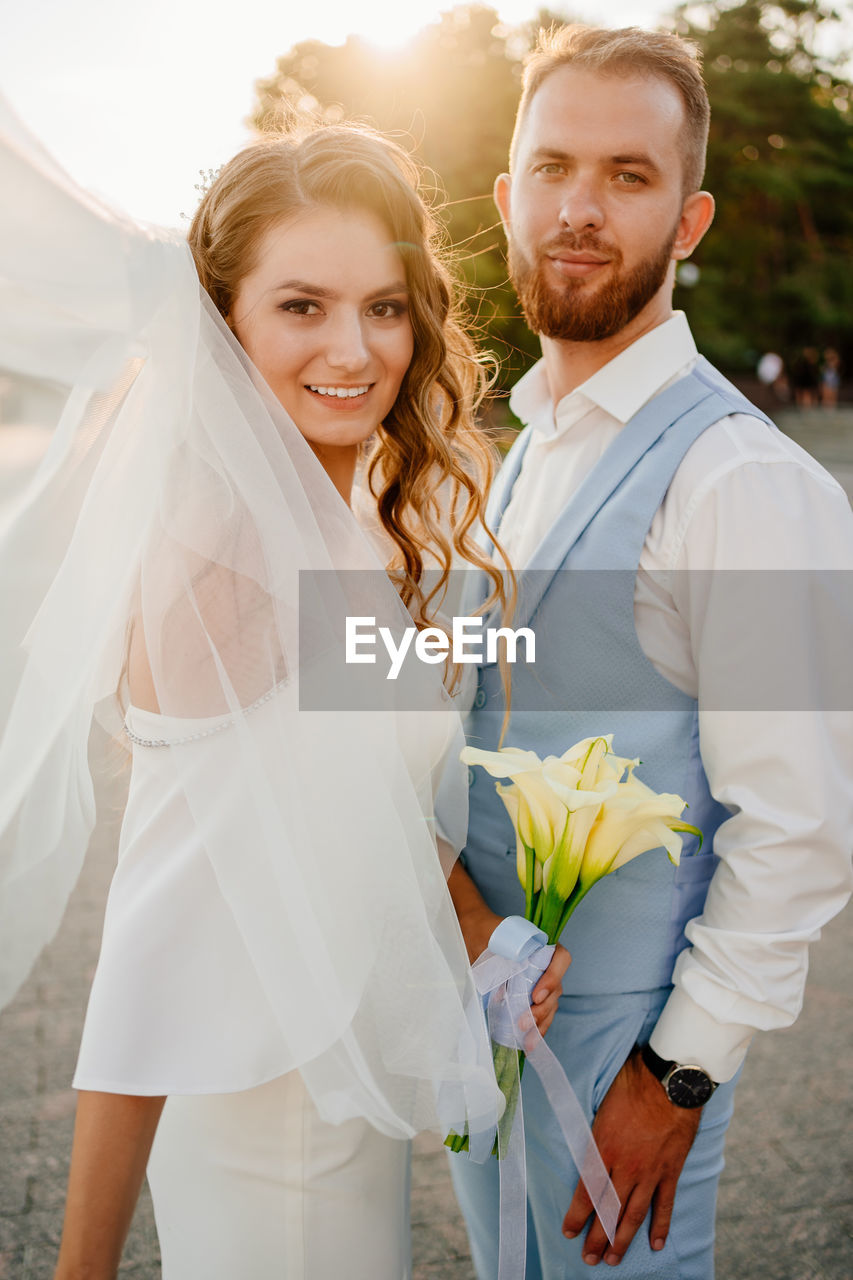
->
xmin=449 ymin=990 xmax=737 ymax=1280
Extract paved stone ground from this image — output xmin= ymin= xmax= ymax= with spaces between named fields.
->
xmin=1 ymin=409 xmax=851 ymax=1279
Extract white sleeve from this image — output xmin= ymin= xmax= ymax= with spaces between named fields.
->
xmin=647 ymin=428 xmax=853 ymax=1082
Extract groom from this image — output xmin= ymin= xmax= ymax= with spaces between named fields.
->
xmin=446 ymin=23 xmax=853 ymax=1279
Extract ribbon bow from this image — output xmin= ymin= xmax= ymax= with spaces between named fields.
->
xmin=471 ymin=916 xmax=620 ymax=1279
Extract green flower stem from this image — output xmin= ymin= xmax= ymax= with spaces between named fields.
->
xmin=538 ymin=886 xmax=571 ymax=942
xmin=444 ymin=1040 xmax=526 ymax=1159
xmin=524 ymin=843 xmax=535 ymax=920
xmin=491 ymin=1041 xmax=525 ymax=1157
xmin=550 ymin=883 xmax=591 ymax=945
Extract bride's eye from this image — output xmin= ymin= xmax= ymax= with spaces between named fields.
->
xmin=367 ymin=300 xmax=407 ymax=319
xmin=280 ymin=299 xmax=323 ymax=316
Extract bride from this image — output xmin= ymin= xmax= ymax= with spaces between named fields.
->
xmin=0 ymin=103 xmax=550 ymax=1278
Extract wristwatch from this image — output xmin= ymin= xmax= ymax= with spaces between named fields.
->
xmin=640 ymin=1043 xmax=718 ymax=1109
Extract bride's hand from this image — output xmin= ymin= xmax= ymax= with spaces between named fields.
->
xmin=528 ymin=942 xmax=571 ymax=1039
xmin=446 ymin=861 xmax=573 ymax=1034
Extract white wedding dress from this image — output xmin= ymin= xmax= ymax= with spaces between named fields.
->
xmin=148 ymin=1070 xmax=411 ymax=1278
xmin=75 ymin=693 xmax=453 ymax=1278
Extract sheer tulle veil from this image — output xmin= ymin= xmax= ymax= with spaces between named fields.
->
xmin=0 ymin=97 xmax=501 ymax=1141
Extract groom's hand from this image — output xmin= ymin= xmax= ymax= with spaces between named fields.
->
xmin=446 ymin=862 xmax=571 ymax=1038
xmin=562 ymin=1048 xmax=701 ymax=1266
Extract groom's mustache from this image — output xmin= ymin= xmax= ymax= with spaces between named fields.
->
xmin=536 ymin=231 xmax=621 ymax=263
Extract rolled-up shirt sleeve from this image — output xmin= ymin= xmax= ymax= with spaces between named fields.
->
xmin=646 ymin=432 xmax=853 ymax=1083
xmin=653 ymin=705 xmax=853 ymax=1081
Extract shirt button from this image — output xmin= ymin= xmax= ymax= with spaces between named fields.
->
xmin=467 ymin=767 xmax=476 ymax=789
xmin=474 ymin=689 xmax=487 ymax=709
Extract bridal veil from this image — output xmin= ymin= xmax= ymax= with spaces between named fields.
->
xmin=0 ymin=97 xmax=500 ymax=1142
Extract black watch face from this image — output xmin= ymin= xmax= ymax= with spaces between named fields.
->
xmin=666 ymin=1066 xmax=714 ymax=1108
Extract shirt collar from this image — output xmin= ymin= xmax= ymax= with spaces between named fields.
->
xmin=508 ymin=359 xmax=558 ymax=435
xmin=508 ymin=312 xmax=698 ymax=436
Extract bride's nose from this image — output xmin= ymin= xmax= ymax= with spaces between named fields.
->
xmin=325 ymin=309 xmax=370 ymax=372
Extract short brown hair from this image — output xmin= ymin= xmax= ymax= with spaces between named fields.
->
xmin=511 ymin=25 xmax=710 ymax=194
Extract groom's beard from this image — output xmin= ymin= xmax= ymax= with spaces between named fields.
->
xmin=507 ymin=224 xmax=679 ymax=343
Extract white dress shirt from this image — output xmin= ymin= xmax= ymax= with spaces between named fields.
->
xmin=499 ymin=312 xmax=853 ymax=1082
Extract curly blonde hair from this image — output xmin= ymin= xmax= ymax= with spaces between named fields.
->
xmin=187 ymin=120 xmax=511 ymax=634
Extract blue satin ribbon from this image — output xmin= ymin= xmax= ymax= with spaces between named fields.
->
xmin=471 ymin=916 xmax=620 ymax=1279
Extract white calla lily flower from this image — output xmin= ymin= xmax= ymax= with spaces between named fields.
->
xmin=460 ymin=745 xmax=545 ymax=777
xmin=496 ymin=783 xmax=542 ymax=899
xmin=579 ymin=784 xmax=699 ymax=891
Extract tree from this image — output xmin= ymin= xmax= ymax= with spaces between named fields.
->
xmin=673 ymin=0 xmax=853 ymax=371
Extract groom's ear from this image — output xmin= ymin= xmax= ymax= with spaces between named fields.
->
xmin=671 ymin=190 xmax=715 ymax=261
xmin=494 ymin=173 xmax=512 ymax=235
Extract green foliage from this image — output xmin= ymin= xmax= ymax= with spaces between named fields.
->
xmin=673 ymin=1 xmax=853 ymax=371
xmin=250 ymin=1 xmax=853 ymax=383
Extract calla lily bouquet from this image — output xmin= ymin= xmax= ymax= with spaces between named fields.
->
xmin=447 ymin=735 xmax=701 ymax=1155
xmin=468 ymin=735 xmax=701 ymax=943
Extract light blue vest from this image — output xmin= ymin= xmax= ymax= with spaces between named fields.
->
xmin=463 ymin=359 xmax=773 ymax=995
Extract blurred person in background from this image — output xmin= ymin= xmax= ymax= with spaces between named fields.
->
xmin=821 ymin=347 xmax=841 ymax=408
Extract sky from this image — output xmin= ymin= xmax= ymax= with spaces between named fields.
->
xmin=0 ymin=0 xmax=672 ymax=226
